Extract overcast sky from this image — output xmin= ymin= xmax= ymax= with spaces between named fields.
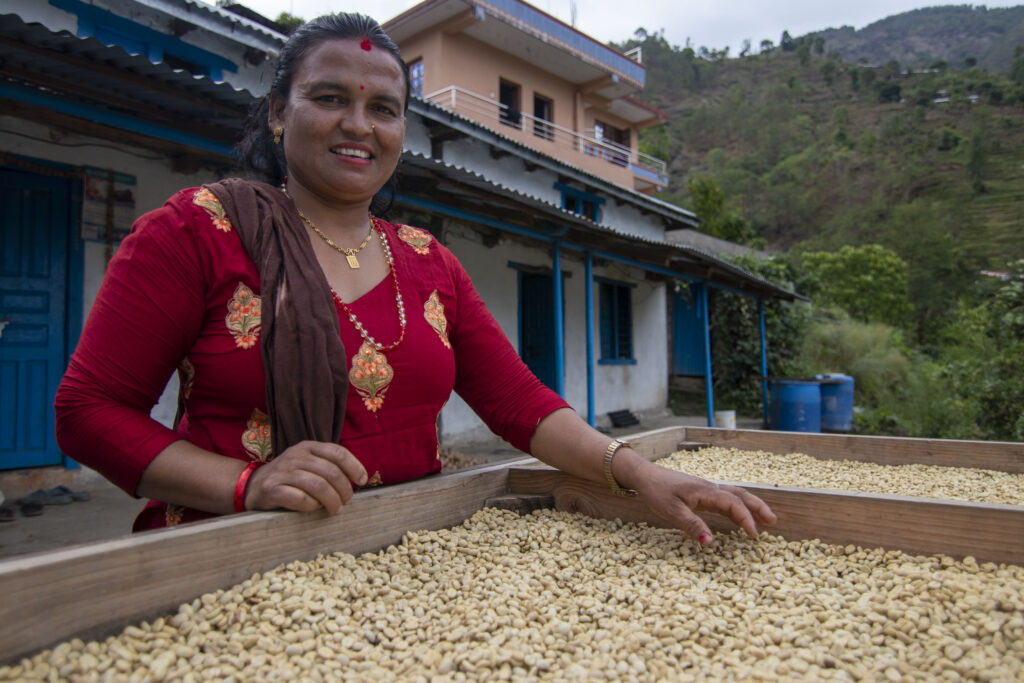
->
xmin=237 ymin=1 xmax=1022 ymax=54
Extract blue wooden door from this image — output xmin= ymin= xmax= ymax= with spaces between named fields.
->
xmin=672 ymin=286 xmax=706 ymax=376
xmin=519 ymin=271 xmax=558 ymax=391
xmin=0 ymin=168 xmax=70 ymax=469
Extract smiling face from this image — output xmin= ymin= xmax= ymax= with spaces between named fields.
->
xmin=269 ymin=38 xmax=407 ymax=210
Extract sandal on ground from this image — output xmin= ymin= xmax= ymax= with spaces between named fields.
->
xmin=18 ymin=501 xmax=43 ymax=517
xmin=50 ymin=485 xmax=91 ymax=502
xmin=17 ymin=488 xmax=72 ymax=506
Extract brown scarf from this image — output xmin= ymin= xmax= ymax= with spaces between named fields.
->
xmin=206 ymin=179 xmax=348 ymax=456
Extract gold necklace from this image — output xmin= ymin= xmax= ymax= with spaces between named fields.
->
xmin=281 ymin=186 xmax=373 ymax=269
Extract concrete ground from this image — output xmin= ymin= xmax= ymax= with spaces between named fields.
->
xmin=0 ymin=413 xmax=762 ymax=561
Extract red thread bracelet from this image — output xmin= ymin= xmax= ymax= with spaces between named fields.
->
xmin=233 ymin=462 xmax=263 ymax=513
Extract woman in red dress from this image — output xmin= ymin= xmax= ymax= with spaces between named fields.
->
xmin=55 ymin=13 xmax=775 ymax=543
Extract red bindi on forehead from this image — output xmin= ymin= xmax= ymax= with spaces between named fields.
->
xmin=360 ymin=39 xmax=372 ymax=52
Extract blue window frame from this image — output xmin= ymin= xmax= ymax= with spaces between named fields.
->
xmin=598 ymin=278 xmax=635 ymax=364
xmin=554 ymin=182 xmax=604 ymax=222
xmin=409 ymin=59 xmax=424 ymax=98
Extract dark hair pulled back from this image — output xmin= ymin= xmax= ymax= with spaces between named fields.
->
xmin=237 ymin=13 xmax=410 ymax=216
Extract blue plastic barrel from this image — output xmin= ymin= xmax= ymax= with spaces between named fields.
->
xmin=770 ymin=380 xmax=822 ymax=432
xmin=817 ymin=373 xmax=855 ymax=432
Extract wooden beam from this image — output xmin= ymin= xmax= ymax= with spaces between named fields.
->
xmin=1 ymin=99 xmax=234 ymax=163
xmin=0 ymin=99 xmax=234 ymax=166
xmin=683 ymin=428 xmax=1024 ymax=474
xmin=0 ymin=63 xmax=239 ymax=141
xmin=0 ymin=461 xmax=530 ymax=664
xmin=506 ymin=468 xmax=1024 ymax=566
xmin=614 ymin=425 xmax=688 ymax=460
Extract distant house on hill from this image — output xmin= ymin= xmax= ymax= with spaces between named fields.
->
xmin=0 ymin=0 xmax=801 ymax=479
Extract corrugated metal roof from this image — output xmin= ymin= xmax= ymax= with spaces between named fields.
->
xmin=132 ymin=0 xmax=286 ymax=51
xmin=0 ymin=12 xmax=253 ymax=134
xmin=400 ymin=152 xmax=804 ymax=301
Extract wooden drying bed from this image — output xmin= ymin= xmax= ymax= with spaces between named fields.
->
xmin=2 ymin=426 xmax=1022 ymax=663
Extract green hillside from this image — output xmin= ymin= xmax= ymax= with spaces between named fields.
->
xmin=624 ymin=31 xmax=1024 ymax=269
xmin=615 ymin=13 xmax=1024 ymax=440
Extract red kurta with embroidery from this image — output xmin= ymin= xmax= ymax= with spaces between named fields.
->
xmin=55 ymin=187 xmax=569 ymax=529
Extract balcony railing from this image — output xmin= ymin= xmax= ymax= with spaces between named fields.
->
xmin=425 ymin=85 xmax=668 ymax=186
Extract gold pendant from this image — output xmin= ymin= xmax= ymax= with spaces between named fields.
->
xmin=346 ymin=253 xmax=360 ymax=269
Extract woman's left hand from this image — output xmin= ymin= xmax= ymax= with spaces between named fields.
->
xmin=632 ymin=466 xmax=777 ymax=546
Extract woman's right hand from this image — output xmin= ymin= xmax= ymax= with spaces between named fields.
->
xmin=244 ymin=441 xmax=368 ymax=514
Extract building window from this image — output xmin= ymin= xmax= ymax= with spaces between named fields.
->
xmin=499 ymin=79 xmax=522 ymax=129
xmin=533 ymin=93 xmax=553 ymax=141
xmin=593 ymin=120 xmax=630 ymax=167
xmin=554 ymin=183 xmax=604 ymax=222
xmin=409 ymin=59 xmax=424 ymax=98
xmin=598 ymin=280 xmax=635 ymax=363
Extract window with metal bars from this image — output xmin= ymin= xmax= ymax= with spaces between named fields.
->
xmin=598 ymin=279 xmax=635 ymax=364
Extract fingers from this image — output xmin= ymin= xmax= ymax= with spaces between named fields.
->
xmin=247 ymin=441 xmax=368 ymax=514
xmin=644 ymin=472 xmax=778 ymax=546
xmin=664 ymin=499 xmax=716 ymax=547
xmin=712 ymin=486 xmax=761 ymax=539
xmin=734 ymin=487 xmax=777 ymax=527
xmin=306 ymin=442 xmax=369 ymax=489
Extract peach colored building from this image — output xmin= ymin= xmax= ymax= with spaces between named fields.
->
xmin=385 ymin=0 xmax=668 ymax=195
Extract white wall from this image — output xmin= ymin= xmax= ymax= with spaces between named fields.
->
xmin=431 ymin=218 xmax=668 ymax=445
xmin=600 ymin=197 xmax=667 ymax=243
xmin=403 ymin=113 xmax=432 ymax=158
xmin=1 ymin=116 xmax=220 ymax=427
xmin=442 ymin=138 xmax=563 ymax=207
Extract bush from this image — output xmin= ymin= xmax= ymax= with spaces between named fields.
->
xmin=800 ymin=318 xmax=909 ymax=409
xmin=707 ymin=256 xmax=811 ymax=415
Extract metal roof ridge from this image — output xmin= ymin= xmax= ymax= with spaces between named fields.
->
xmin=1 ymin=13 xmax=265 ymax=101
xmin=408 ymin=96 xmax=698 ymax=227
xmin=131 ymin=0 xmax=287 ymax=50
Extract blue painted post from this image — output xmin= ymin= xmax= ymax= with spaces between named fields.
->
xmin=585 ymin=252 xmax=595 ymax=426
xmin=700 ymin=283 xmax=714 ymax=426
xmin=552 ymin=241 xmax=565 ymax=397
xmin=759 ymin=298 xmax=769 ymax=428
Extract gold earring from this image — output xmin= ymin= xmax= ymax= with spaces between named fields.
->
xmin=272 ymin=126 xmax=283 ymax=144
xmin=371 ymin=124 xmax=376 ymax=131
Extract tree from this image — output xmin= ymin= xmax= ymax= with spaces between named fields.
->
xmin=832 ymin=105 xmax=852 ymax=148
xmin=876 ymin=82 xmax=901 ymax=103
xmin=780 ymin=30 xmax=795 ymax=52
xmin=965 ymin=128 xmax=989 ymax=193
xmin=801 ymin=245 xmax=912 ymax=327
xmin=797 ymin=43 xmax=811 ymax=66
xmin=1011 ymin=52 xmax=1024 ymax=85
xmin=821 ymin=60 xmax=837 ymax=86
xmin=739 ymin=39 xmax=752 ymax=58
xmin=686 ymin=177 xmax=754 ymax=244
xmin=965 ymin=56 xmax=977 ymax=68
xmin=813 ymin=36 xmax=825 ymax=56
xmin=275 ymin=12 xmax=304 ymax=34
xmin=760 ymin=39 xmax=775 ymax=54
